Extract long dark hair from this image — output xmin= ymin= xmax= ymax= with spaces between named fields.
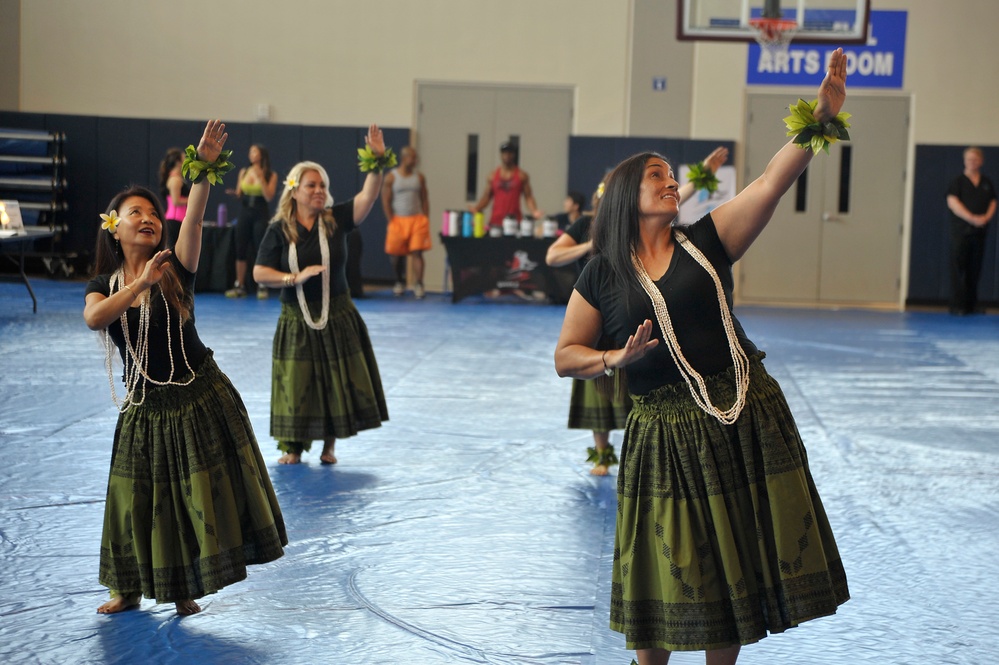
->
xmin=92 ymin=185 xmax=191 ymax=322
xmin=252 ymin=143 xmax=273 ymax=182
xmin=591 ymin=151 xmax=667 ymax=292
xmin=158 ymin=148 xmax=185 ymax=202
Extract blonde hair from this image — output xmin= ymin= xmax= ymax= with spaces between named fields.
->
xmin=965 ymin=147 xmax=985 ymax=161
xmin=274 ymin=161 xmax=336 ymax=244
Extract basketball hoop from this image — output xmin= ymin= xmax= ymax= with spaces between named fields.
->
xmin=749 ymin=17 xmax=798 ymax=56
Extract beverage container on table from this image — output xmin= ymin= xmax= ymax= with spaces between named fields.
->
xmin=520 ymin=217 xmax=534 ymax=238
xmin=502 ymin=216 xmax=518 ymax=236
xmin=462 ymin=211 xmax=473 ymax=237
xmin=473 ymin=212 xmax=486 ymax=237
xmin=542 ymin=218 xmax=558 ymax=238
xmin=217 ymin=203 xmax=228 ymax=227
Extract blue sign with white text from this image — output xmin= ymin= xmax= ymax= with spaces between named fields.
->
xmin=746 ymin=10 xmax=906 ymax=88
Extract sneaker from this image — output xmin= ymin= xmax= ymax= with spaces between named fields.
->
xmin=414 ymin=283 xmax=425 ymax=299
xmin=225 ymin=285 xmax=247 ymax=298
xmin=393 ymin=282 xmax=405 ymax=297
xmin=257 ymin=286 xmax=269 ymax=300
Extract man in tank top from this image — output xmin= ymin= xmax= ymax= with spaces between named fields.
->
xmin=470 ymin=141 xmax=542 ymax=228
xmin=382 ymin=146 xmax=431 ymax=298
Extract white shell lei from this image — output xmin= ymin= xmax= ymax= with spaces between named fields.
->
xmin=104 ymin=270 xmax=195 ymax=412
xmin=287 ymin=217 xmax=330 ymax=330
xmin=631 ymin=230 xmax=750 ymax=425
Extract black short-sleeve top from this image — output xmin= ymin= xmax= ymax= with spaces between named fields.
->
xmin=574 ymin=214 xmax=758 ymax=395
xmin=563 ymin=214 xmax=594 ymax=273
xmin=947 ymin=173 xmax=997 ymax=223
xmin=85 ymin=256 xmax=208 ymax=382
xmin=255 ymin=200 xmax=355 ymax=303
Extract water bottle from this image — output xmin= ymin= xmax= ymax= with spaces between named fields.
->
xmin=217 ymin=203 xmax=228 ymax=228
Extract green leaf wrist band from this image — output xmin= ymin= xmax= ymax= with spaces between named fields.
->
xmin=783 ymin=98 xmax=852 ymax=154
xmin=357 ymin=146 xmax=398 ymax=173
xmin=181 ymin=145 xmax=236 ymax=186
xmin=686 ymin=161 xmax=721 ymax=193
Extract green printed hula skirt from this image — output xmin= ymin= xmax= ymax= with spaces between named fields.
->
xmin=270 ymin=296 xmax=388 ymax=451
xmin=567 ymin=374 xmax=632 ymax=432
xmin=100 ymin=352 xmax=287 ymax=603
xmin=611 ymin=354 xmax=849 ymax=651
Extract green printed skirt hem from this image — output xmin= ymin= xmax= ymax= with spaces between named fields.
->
xmin=270 ymin=296 xmax=388 ymax=443
xmin=567 ymin=375 xmax=632 ymax=432
xmin=610 ymin=354 xmax=849 ymax=651
xmin=100 ymin=352 xmax=287 ymax=603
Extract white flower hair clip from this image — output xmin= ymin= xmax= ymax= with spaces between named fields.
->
xmin=100 ymin=210 xmax=121 ymax=233
xmin=284 ymin=176 xmax=298 ymax=189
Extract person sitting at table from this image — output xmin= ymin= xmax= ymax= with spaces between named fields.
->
xmin=551 ymin=191 xmax=588 ymax=234
xmin=469 ymin=141 xmax=543 ymax=228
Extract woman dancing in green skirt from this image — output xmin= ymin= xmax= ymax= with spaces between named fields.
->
xmin=84 ymin=120 xmax=287 ymax=615
xmin=555 ymin=52 xmax=851 ymax=664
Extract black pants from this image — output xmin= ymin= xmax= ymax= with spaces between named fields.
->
xmin=949 ymin=221 xmax=987 ymax=314
xmin=235 ymin=198 xmax=270 ymax=290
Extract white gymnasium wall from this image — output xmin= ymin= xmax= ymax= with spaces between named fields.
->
xmin=14 ymin=1 xmax=999 ymax=145
xmin=0 ymin=0 xmax=20 ymax=111
xmin=17 ymin=0 xmax=630 ymax=135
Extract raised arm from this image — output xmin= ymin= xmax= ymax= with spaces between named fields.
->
xmin=712 ymin=48 xmax=846 ymax=261
xmin=174 ymin=120 xmax=228 ymax=273
xmin=353 ymin=124 xmax=387 ymax=224
xmin=677 ymin=146 xmax=729 ymax=204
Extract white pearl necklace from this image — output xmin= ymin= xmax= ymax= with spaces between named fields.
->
xmin=631 ymin=230 xmax=750 ymax=425
xmin=288 ymin=216 xmax=330 ymax=330
xmin=103 ymin=269 xmax=195 ymax=412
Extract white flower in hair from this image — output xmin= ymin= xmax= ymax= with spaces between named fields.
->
xmin=100 ymin=210 xmax=121 ymax=233
xmin=284 ymin=176 xmax=298 ymax=189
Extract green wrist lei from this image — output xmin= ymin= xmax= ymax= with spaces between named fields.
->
xmin=783 ymin=98 xmax=851 ymax=154
xmin=586 ymin=444 xmax=619 ymax=468
xmin=357 ymin=146 xmax=398 ymax=173
xmin=686 ymin=161 xmax=721 ymax=193
xmin=181 ymin=145 xmax=235 ymax=185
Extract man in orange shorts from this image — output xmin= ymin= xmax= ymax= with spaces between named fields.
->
xmin=382 ymin=146 xmax=431 ymax=298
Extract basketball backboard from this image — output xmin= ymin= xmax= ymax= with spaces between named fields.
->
xmin=677 ymin=0 xmax=870 ymax=44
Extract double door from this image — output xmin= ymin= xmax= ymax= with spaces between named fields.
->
xmin=415 ymin=83 xmax=574 ymax=292
xmin=739 ymin=94 xmax=910 ymax=306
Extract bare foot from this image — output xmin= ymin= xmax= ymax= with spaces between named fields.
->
xmin=175 ymin=599 xmax=201 ymax=615
xmin=590 ymin=464 xmax=610 ymax=477
xmin=97 ymin=593 xmax=141 ymax=614
xmin=320 ymin=441 xmax=337 ymax=465
xmin=278 ymin=452 xmax=301 ymax=464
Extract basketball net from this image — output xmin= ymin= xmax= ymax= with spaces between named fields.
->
xmin=749 ymin=17 xmax=798 ymax=57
